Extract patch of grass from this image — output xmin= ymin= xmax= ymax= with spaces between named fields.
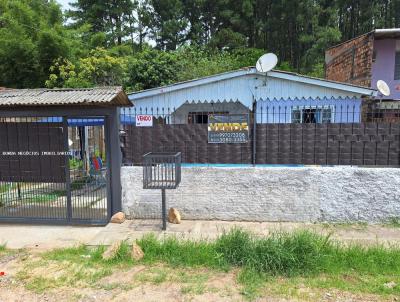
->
xmin=181 ymin=283 xmax=207 ymax=295
xmin=322 ymin=221 xmax=368 ymax=230
xmin=137 ymin=234 xmax=224 ymax=268
xmin=237 ymin=268 xmax=265 ymax=300
xmin=137 ymin=228 xmax=400 ymax=277
xmin=18 ymin=229 xmax=400 ymax=299
xmin=0 ymin=243 xmax=6 ymax=252
xmin=384 ymin=217 xmax=400 ymax=228
xmin=135 ymin=267 xmax=168 ymax=284
xmin=0 ymin=183 xmax=13 ymax=194
xmin=19 ymin=242 xmax=134 ymax=293
xmin=24 ymin=193 xmax=59 ymax=203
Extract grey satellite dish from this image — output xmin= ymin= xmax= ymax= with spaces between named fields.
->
xmin=256 ymin=53 xmax=278 ymax=73
xmin=377 ymin=80 xmax=390 ymax=96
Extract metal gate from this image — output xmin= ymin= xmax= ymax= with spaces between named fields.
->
xmin=0 ymin=116 xmax=110 ymax=225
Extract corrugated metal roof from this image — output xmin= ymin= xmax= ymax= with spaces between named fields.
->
xmin=0 ymin=87 xmax=132 ymax=107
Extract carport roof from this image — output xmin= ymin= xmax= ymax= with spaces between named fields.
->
xmin=0 ymin=86 xmax=132 ymax=107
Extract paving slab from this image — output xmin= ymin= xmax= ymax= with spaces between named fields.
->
xmin=1 ymin=220 xmax=400 ymax=250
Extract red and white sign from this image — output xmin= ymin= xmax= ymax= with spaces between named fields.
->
xmin=136 ymin=114 xmax=153 ymax=127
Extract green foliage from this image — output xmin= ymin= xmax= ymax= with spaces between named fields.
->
xmin=126 ymin=48 xmax=179 ymax=91
xmin=0 ymin=0 xmax=72 ymax=88
xmin=137 ymin=228 xmax=400 ymax=278
xmin=2 ymin=0 xmax=400 ymax=88
xmin=46 ymin=48 xmax=127 ymax=88
xmin=24 ymin=230 xmax=400 ymax=297
xmin=385 ymin=217 xmax=400 ymax=228
xmin=77 ymin=48 xmax=127 ymax=86
xmin=137 ymin=234 xmax=222 ymax=268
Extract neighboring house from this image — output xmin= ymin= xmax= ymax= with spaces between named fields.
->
xmin=325 ymin=28 xmax=400 ymax=121
xmin=126 ymin=67 xmax=375 ymax=124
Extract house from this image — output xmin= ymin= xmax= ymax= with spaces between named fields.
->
xmin=126 ymin=67 xmax=376 ymax=124
xmin=325 ymin=28 xmax=400 ymax=121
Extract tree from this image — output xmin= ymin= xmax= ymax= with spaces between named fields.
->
xmin=0 ymin=0 xmax=69 ymax=88
xmin=126 ymin=48 xmax=179 ymax=91
xmin=46 ymin=48 xmax=127 ymax=88
xmin=148 ymin=0 xmax=188 ymax=50
xmin=0 ymin=32 xmax=40 ymax=88
xmin=68 ymin=0 xmax=135 ymax=46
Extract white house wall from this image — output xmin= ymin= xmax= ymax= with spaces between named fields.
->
xmin=128 ymin=74 xmax=367 ymax=113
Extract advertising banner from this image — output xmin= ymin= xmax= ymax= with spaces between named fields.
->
xmin=208 ymin=114 xmax=249 ymax=143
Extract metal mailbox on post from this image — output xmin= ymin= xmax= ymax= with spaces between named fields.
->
xmin=143 ymin=152 xmax=181 ymax=230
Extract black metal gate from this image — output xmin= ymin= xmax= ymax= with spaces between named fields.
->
xmin=0 ymin=116 xmax=110 ymax=225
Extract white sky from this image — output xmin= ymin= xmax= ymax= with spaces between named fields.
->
xmin=56 ymin=0 xmax=73 ymax=11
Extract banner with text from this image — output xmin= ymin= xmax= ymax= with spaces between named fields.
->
xmin=208 ymin=114 xmax=249 ymax=143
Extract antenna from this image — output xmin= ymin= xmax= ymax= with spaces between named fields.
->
xmin=256 ymin=53 xmax=278 ymax=73
xmin=377 ymin=80 xmax=390 ymax=96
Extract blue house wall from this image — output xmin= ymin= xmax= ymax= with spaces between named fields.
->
xmin=127 ymin=68 xmax=374 ymax=124
xmin=256 ymin=97 xmax=362 ymax=123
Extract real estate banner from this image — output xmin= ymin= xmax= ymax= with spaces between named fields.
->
xmin=208 ymin=114 xmax=249 ymax=143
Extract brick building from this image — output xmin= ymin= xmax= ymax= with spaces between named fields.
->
xmin=325 ymin=29 xmax=400 ymax=121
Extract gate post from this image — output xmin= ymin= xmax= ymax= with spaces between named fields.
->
xmin=63 ymin=116 xmax=72 ymax=221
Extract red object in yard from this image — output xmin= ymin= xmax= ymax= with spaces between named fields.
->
xmin=0 ymin=272 xmax=5 ymax=276
xmin=92 ymin=157 xmax=101 ymax=170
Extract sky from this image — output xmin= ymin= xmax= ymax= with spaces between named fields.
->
xmin=57 ymin=0 xmax=73 ymax=11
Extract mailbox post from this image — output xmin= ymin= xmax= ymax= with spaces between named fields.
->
xmin=143 ymin=152 xmax=181 ymax=230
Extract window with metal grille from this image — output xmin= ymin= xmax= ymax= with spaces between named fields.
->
xmin=291 ymin=107 xmax=333 ymax=123
xmin=395 ymin=51 xmax=400 ymax=80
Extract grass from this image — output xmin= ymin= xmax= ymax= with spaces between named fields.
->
xmin=0 ymin=183 xmax=13 ymax=194
xmin=15 ymin=229 xmax=400 ymax=300
xmin=384 ymin=217 xmax=400 ymax=228
xmin=136 ymin=229 xmax=400 ymax=297
xmin=24 ymin=193 xmax=59 ymax=203
xmin=0 ymin=243 xmax=6 ymax=253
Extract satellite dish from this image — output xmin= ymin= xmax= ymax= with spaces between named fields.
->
xmin=377 ymin=80 xmax=390 ymax=96
xmin=256 ymin=53 xmax=278 ymax=73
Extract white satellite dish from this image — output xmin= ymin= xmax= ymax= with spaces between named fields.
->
xmin=377 ymin=80 xmax=390 ymax=96
xmin=256 ymin=53 xmax=278 ymax=73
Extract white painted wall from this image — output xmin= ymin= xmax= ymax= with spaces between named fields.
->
xmin=121 ymin=166 xmax=400 ymax=223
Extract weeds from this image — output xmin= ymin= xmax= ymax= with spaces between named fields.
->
xmin=385 ymin=217 xmax=400 ymax=228
xmin=17 ymin=229 xmax=400 ymax=299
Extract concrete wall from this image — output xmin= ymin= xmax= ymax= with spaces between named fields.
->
xmin=121 ymin=166 xmax=400 ymax=223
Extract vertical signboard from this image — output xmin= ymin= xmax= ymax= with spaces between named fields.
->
xmin=208 ymin=114 xmax=249 ymax=143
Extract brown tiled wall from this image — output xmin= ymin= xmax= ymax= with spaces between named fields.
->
xmin=123 ymin=123 xmax=400 ymax=166
xmin=325 ymin=33 xmax=374 ymax=87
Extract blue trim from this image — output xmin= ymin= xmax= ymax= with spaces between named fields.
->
xmin=181 ymin=163 xmax=305 ymax=168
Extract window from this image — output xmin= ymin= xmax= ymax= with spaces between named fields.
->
xmin=187 ymin=112 xmax=229 ymax=124
xmin=395 ymin=51 xmax=400 ymax=80
xmin=291 ymin=107 xmax=333 ymax=123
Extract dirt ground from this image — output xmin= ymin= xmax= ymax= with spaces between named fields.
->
xmin=0 ymin=249 xmax=398 ymax=302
